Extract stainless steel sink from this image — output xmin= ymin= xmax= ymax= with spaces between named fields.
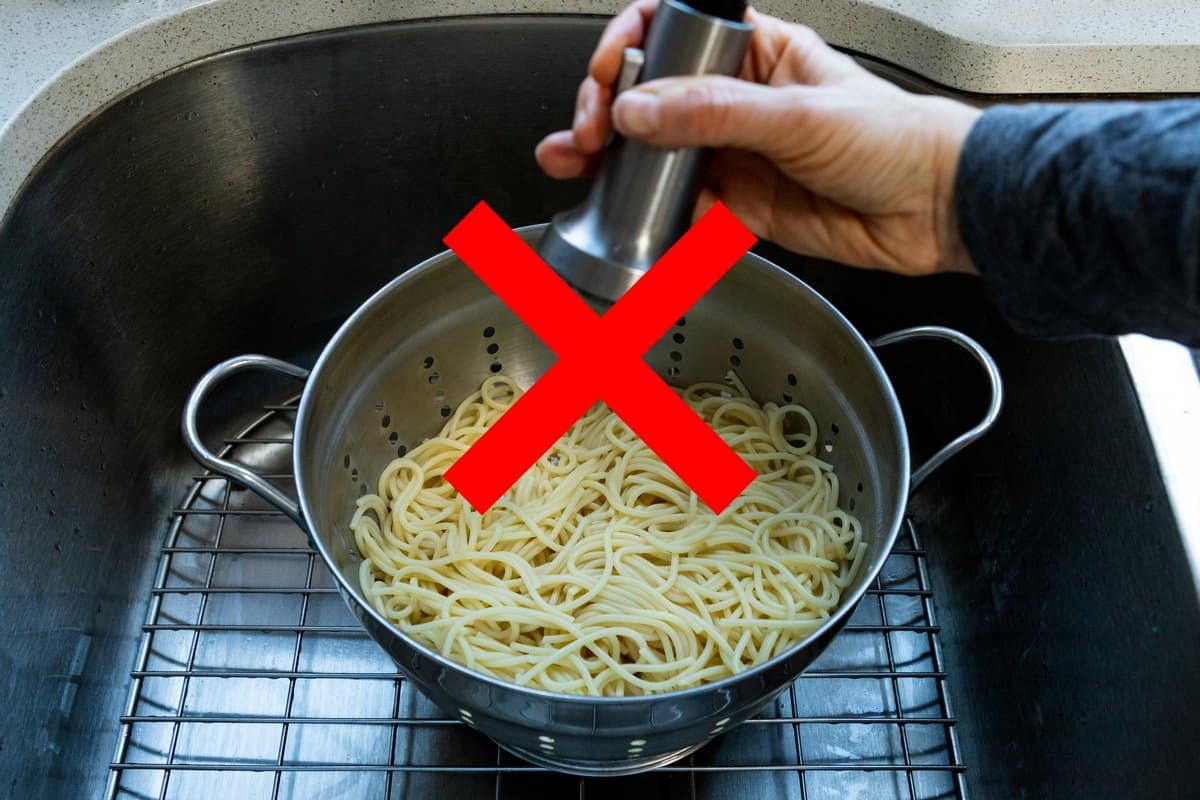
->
xmin=1 ymin=16 xmax=1197 ymax=800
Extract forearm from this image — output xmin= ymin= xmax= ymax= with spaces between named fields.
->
xmin=955 ymin=100 xmax=1200 ymax=346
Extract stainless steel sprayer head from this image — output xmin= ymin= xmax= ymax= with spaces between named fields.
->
xmin=538 ymin=0 xmax=753 ymax=302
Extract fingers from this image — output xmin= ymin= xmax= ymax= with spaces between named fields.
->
xmin=693 ymin=186 xmax=720 ymax=223
xmin=701 ymin=149 xmax=784 ymax=239
xmin=571 ymin=76 xmax=612 ymax=154
xmin=612 ymin=76 xmax=814 ymax=160
xmin=563 ymin=3 xmax=868 ymax=165
xmin=535 ymin=130 xmax=597 ymax=179
xmin=573 ymin=0 xmax=656 ymax=152
xmin=555 ymin=1 xmax=658 ymax=164
xmin=589 ymin=0 xmax=658 ymax=86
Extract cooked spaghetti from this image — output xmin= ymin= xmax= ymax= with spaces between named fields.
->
xmin=352 ymin=374 xmax=864 ymax=696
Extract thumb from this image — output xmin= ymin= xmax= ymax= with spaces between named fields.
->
xmin=612 ymin=76 xmax=810 ymax=158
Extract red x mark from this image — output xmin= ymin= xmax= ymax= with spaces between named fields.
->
xmin=442 ymin=201 xmax=758 ymax=513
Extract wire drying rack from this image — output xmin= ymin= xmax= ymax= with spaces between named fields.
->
xmin=107 ymin=395 xmax=968 ymax=800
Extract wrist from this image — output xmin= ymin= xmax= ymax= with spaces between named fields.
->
xmin=926 ymin=97 xmax=982 ymax=275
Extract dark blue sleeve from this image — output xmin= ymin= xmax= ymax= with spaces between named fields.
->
xmin=954 ymin=101 xmax=1200 ymax=346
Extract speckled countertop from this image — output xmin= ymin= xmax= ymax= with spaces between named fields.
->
xmin=1 ymin=0 xmax=1198 ymax=579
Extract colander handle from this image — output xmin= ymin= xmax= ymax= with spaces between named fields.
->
xmin=870 ymin=326 xmax=1003 ymax=493
xmin=183 ymin=354 xmax=310 ymax=526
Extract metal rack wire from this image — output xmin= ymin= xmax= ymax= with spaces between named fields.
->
xmin=107 ymin=396 xmax=967 ymax=800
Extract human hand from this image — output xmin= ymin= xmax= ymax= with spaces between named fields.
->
xmin=536 ymin=1 xmax=982 ymax=276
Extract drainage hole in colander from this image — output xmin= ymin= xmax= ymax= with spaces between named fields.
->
xmin=373 ymin=401 xmax=383 ymax=413
xmin=490 ymin=361 xmax=503 ymax=373
xmin=351 ymin=468 xmax=359 ymax=482
xmin=857 ymin=481 xmax=863 ymax=493
xmin=388 ymin=432 xmax=399 ymax=445
xmin=359 ymin=483 xmax=368 ymax=497
xmin=428 ymin=372 xmax=440 ymax=385
xmin=381 ymin=414 xmax=391 ymax=428
xmin=831 ymin=422 xmax=840 ymax=435
xmin=483 ymin=326 xmax=495 ymax=338
xmin=672 ymin=332 xmax=685 ymax=344
xmin=787 ymin=372 xmax=797 ymax=387
xmin=398 ymin=444 xmax=408 ymax=457
xmin=343 ymin=454 xmax=350 ymax=469
xmin=823 ymin=439 xmax=833 ymax=454
xmin=732 ymin=337 xmax=744 ymax=350
xmin=423 ymin=355 xmax=434 ymax=369
xmin=440 ymin=405 xmax=452 ymax=417
xmin=849 ymin=496 xmax=856 ymax=510
xmin=487 ymin=342 xmax=499 ymax=355
xmin=729 ymin=354 xmax=741 ymax=367
xmin=782 ymin=392 xmax=793 ymax=403
xmin=676 ymin=316 xmax=686 ymax=327
xmin=668 ymin=366 xmax=680 ymax=377
xmin=669 ymin=350 xmax=682 ymax=362
xmin=433 ymin=389 xmax=446 ymax=405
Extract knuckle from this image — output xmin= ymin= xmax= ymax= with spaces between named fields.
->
xmin=783 ymin=23 xmax=840 ymax=70
xmin=790 ymin=24 xmax=821 ymax=47
xmin=683 ymin=82 xmax=734 ymax=135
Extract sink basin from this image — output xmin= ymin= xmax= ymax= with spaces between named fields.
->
xmin=1 ymin=16 xmax=1196 ymax=800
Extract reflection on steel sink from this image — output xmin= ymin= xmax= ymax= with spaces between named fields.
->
xmin=0 ymin=15 xmax=1196 ymax=800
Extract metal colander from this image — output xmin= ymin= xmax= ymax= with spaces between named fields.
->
xmin=184 ymin=224 xmax=1001 ymax=776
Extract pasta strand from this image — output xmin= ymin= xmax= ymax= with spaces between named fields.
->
xmin=353 ymin=375 xmax=865 ymax=696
